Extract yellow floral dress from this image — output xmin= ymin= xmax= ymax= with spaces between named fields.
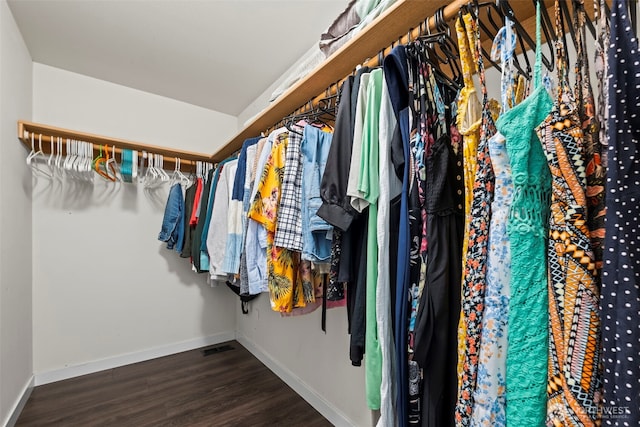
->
xmin=455 ymin=12 xmax=483 ymax=382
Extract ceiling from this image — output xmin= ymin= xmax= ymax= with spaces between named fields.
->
xmin=8 ymin=0 xmax=350 ymax=116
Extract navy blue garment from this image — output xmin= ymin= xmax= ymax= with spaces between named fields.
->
xmin=158 ymin=183 xmax=185 ymax=251
xmin=384 ymin=45 xmax=410 ymax=427
xmin=602 ymin=1 xmax=640 ymax=425
xmin=231 ymin=137 xmax=261 ymax=202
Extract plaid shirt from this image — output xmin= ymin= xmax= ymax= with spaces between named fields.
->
xmin=274 ymin=125 xmax=305 ymax=251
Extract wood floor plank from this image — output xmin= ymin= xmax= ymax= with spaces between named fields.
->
xmin=16 ymin=341 xmax=332 ymax=427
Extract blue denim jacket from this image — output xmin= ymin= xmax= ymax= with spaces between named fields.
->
xmin=158 ymin=183 xmax=185 ymax=251
xmin=300 ymin=125 xmax=333 ymax=262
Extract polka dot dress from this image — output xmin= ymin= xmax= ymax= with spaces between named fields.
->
xmin=602 ymin=1 xmax=640 ymax=426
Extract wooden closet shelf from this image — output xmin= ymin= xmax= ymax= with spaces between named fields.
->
xmin=212 ymin=0 xmax=470 ymax=162
xmin=18 ymin=120 xmax=213 ymax=170
xmin=20 ymin=1 xmax=604 ymax=166
xmin=213 ymin=0 xmax=598 ymax=162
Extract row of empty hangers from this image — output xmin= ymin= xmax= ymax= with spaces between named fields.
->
xmin=24 ymin=130 xmax=213 ymax=188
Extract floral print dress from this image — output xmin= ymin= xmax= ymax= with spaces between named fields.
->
xmin=470 ymin=17 xmax=518 ymax=427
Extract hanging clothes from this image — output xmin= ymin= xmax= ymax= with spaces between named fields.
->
xmin=189 ymin=176 xmax=204 ymax=226
xmin=274 ymin=124 xmax=305 ymax=252
xmin=453 ymin=10 xmax=483 ymax=398
xmin=384 ymin=44 xmax=411 ymax=427
xmin=574 ymin=1 xmax=606 ymax=276
xmin=595 ymin=0 xmax=610 ymax=169
xmin=239 ymin=137 xmax=268 ymax=296
xmin=318 ymin=76 xmax=357 ymax=233
xmin=223 ymin=137 xmax=261 ymax=275
xmin=245 ymin=130 xmax=281 ymax=295
xmin=180 ymin=182 xmax=197 ymax=259
xmin=346 ymin=70 xmax=372 ymax=368
xmin=201 ymin=165 xmax=223 ymax=273
xmin=207 ymin=159 xmax=238 ymax=281
xmin=602 ymin=1 xmax=640 ymax=425
xmin=536 ymin=1 xmax=602 ymax=424
xmin=320 ymin=77 xmax=354 ymax=304
xmin=353 ymin=68 xmax=384 ymax=411
xmin=194 ymin=168 xmax=215 ymax=273
xmin=496 ymin=2 xmax=552 ymax=426
xmin=300 ymin=125 xmax=334 ymax=263
xmin=404 ymin=45 xmax=424 ymax=426
xmin=248 ymin=131 xmax=304 ymax=312
xmin=470 ymin=17 xmax=518 ymax=427
xmin=454 ymin=10 xmax=497 ymax=427
xmin=413 ymin=96 xmax=465 ymax=427
xmin=375 ymin=75 xmax=402 ymax=427
xmin=338 ymin=66 xmax=371 ymax=290
xmin=158 ymin=182 xmax=185 ymax=251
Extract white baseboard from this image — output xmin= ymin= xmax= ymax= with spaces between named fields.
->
xmin=236 ymin=333 xmax=356 ymax=427
xmin=34 ymin=331 xmax=236 ymax=386
xmin=3 ymin=376 xmax=34 ymax=427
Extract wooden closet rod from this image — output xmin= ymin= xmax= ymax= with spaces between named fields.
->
xmin=266 ymin=0 xmax=473 ymax=136
xmin=214 ymin=0 xmax=602 ymax=162
xmin=18 ymin=120 xmax=213 ymax=170
xmin=212 ymin=0 xmax=469 ymax=162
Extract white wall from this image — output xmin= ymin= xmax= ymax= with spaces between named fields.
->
xmin=31 ymin=63 xmax=238 ymax=379
xmin=237 ymin=44 xmax=322 ymax=128
xmin=236 ymin=297 xmax=369 ymax=427
xmin=0 ymin=0 xmax=33 ymax=425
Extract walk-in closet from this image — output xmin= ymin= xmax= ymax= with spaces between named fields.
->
xmin=1 ymin=0 xmax=638 ymax=426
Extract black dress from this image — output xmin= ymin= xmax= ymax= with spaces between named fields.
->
xmin=602 ymin=1 xmax=640 ymax=425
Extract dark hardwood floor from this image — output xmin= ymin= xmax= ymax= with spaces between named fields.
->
xmin=16 ymin=341 xmax=332 ymax=427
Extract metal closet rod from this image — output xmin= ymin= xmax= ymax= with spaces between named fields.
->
xmin=265 ymin=0 xmax=469 ymax=136
xmin=18 ymin=120 xmax=214 ymax=170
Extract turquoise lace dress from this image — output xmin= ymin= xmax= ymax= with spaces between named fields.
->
xmin=495 ymin=2 xmax=552 ymax=426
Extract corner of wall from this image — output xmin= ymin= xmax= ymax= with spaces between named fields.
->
xmin=234 ymin=296 xmax=369 ymax=426
xmin=0 ymin=1 xmax=34 ymax=425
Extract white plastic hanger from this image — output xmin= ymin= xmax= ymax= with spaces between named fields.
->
xmin=170 ymin=157 xmax=191 ymax=187
xmin=63 ymin=139 xmax=74 ymax=172
xmin=143 ymin=152 xmax=158 ymax=188
xmin=47 ymin=136 xmax=55 ymax=169
xmin=159 ymin=155 xmax=170 ymax=183
xmin=55 ymin=137 xmax=63 ymax=173
xmin=26 ymin=134 xmax=52 ymax=178
xmin=25 ymin=132 xmax=37 ymax=165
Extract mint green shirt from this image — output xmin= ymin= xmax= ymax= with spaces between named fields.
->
xmin=358 ymin=68 xmax=383 ymax=410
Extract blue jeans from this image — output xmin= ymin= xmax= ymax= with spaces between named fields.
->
xmin=301 ymin=126 xmax=333 ymax=262
xmin=158 ymin=183 xmax=185 ymax=251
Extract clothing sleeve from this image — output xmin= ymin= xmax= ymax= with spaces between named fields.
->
xmin=231 ymin=143 xmax=247 ymax=201
xmin=347 ymin=73 xmax=371 ymax=213
xmin=317 ymin=76 xmax=357 ymax=232
xmin=358 ymin=69 xmax=383 ymax=206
